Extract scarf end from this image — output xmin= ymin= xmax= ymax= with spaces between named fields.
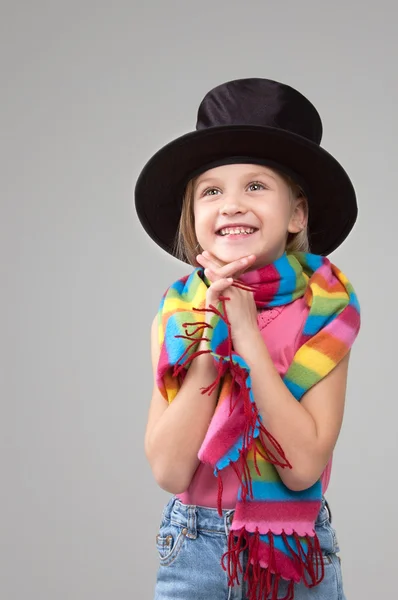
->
xmin=221 ymin=527 xmax=325 ymax=600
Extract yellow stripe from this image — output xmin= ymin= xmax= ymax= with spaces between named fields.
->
xmin=163 ymin=298 xmax=189 ymax=312
xmin=295 ymin=345 xmax=335 ymax=376
xmin=246 ymin=439 xmax=273 ymax=462
xmin=311 ymin=282 xmax=347 ymax=300
xmin=333 ymin=266 xmax=352 ymax=288
xmin=163 ymin=295 xmax=206 ymax=313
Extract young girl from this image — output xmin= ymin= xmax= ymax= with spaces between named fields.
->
xmin=135 ymin=78 xmax=361 ymax=600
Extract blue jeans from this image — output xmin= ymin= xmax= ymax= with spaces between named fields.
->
xmin=154 ymin=495 xmax=346 ymax=600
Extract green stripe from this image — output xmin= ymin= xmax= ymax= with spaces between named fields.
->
xmin=285 ymin=362 xmax=321 ymax=389
xmin=248 ymin=458 xmax=281 ymax=482
xmin=310 ymin=295 xmax=346 ymax=316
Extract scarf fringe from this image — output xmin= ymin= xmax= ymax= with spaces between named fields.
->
xmin=221 ymin=527 xmax=325 ymax=600
xmin=172 ymin=296 xmax=323 ymax=600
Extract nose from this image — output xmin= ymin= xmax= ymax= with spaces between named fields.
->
xmin=219 ymin=196 xmax=247 ymax=216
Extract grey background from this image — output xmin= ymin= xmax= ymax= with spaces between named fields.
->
xmin=1 ymin=1 xmax=395 ymax=598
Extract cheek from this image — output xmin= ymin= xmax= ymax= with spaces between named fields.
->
xmin=193 ymin=208 xmax=214 ymax=237
xmin=260 ymin=199 xmax=292 ymax=226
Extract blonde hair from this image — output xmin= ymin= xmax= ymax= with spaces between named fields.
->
xmin=173 ymin=169 xmax=310 ymax=265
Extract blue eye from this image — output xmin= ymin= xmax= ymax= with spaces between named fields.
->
xmin=203 ymin=188 xmax=220 ymax=196
xmin=248 ymin=182 xmax=265 ymax=191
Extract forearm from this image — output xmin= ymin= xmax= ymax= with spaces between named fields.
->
xmin=147 ymin=341 xmax=219 ymax=493
xmin=235 ymin=330 xmax=328 ymax=490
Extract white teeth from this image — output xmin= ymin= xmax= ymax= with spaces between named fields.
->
xmin=219 ymin=227 xmax=255 ymax=236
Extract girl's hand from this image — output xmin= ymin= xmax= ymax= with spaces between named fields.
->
xmin=196 ymin=251 xmax=259 ymax=350
xmin=196 ymin=250 xmax=257 ymax=282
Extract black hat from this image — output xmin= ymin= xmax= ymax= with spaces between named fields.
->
xmin=134 ymin=78 xmax=357 ymax=259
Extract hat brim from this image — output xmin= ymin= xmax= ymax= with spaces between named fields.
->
xmin=134 ymin=125 xmax=357 ymax=259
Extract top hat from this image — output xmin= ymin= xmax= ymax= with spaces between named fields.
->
xmin=134 ymin=78 xmax=357 ymax=259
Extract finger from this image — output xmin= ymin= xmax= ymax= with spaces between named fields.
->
xmin=204 ymin=267 xmax=233 ymax=284
xmin=203 ymin=249 xmax=257 ymax=271
xmin=206 ymin=277 xmax=234 ymax=305
xmin=199 ymin=254 xmax=257 ymax=280
xmin=203 ymin=267 xmax=216 ymax=282
xmin=196 ymin=253 xmax=224 ymax=272
xmin=225 ymin=255 xmax=257 ymax=278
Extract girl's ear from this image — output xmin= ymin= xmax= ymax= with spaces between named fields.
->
xmin=287 ymin=197 xmax=308 ymax=234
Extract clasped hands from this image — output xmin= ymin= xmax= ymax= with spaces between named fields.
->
xmin=196 ymin=250 xmax=259 ymax=347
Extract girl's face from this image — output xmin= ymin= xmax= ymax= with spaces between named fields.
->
xmin=193 ymin=163 xmax=306 ymax=268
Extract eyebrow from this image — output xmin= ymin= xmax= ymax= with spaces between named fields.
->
xmin=194 ymin=170 xmax=277 ymax=191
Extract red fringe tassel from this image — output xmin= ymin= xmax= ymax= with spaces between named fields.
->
xmin=221 ymin=527 xmax=325 ymax=600
xmin=171 ymin=294 xmax=325 ymax=600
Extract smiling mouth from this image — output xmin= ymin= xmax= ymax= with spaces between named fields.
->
xmin=216 ymin=226 xmax=258 ymax=236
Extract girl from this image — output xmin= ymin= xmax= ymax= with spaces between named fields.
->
xmin=135 ymin=78 xmax=360 ymax=600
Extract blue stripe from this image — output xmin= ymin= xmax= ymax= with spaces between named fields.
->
xmin=210 ymin=319 xmax=228 ymax=353
xmin=178 ymin=268 xmax=201 ymax=297
xmin=259 ymin=531 xmax=310 ymax=556
xmin=165 ymin=316 xmax=193 ymax=365
xmin=303 ymin=313 xmax=331 ymax=335
xmin=170 ymin=277 xmax=187 ymax=295
xmin=284 ymin=378 xmax=305 ymax=400
xmin=350 ymin=291 xmax=360 ymax=314
xmin=276 ymin=254 xmax=297 ymax=304
xmin=231 ymin=353 xmax=250 ymax=372
xmin=303 ymin=252 xmax=323 ymax=272
xmin=238 ymin=480 xmax=321 ymax=502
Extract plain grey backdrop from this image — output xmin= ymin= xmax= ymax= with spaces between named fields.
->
xmin=1 ymin=1 xmax=396 ymax=598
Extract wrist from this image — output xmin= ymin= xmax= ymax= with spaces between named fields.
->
xmin=233 ymin=327 xmax=266 ymax=361
xmin=191 ymin=337 xmax=218 ymax=376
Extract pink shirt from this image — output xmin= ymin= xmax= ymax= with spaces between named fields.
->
xmin=176 ymin=296 xmax=333 ymax=508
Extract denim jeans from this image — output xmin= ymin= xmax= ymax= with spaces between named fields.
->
xmin=154 ymin=495 xmax=346 ymax=600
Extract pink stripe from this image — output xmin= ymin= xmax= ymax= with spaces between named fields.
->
xmin=231 ymin=518 xmax=315 ymax=537
xmin=340 ymin=303 xmax=360 ymax=328
xmin=234 ymin=500 xmax=321 ymax=524
xmin=203 ymin=389 xmax=237 ymax=439
xmin=327 ymin=318 xmax=356 ymax=346
xmin=199 ymin=404 xmax=245 ymax=465
xmin=240 ymin=263 xmax=280 ymax=302
xmin=256 ymin=540 xmax=302 ymax=581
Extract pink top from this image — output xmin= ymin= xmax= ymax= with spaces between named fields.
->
xmin=176 ymin=296 xmax=333 ymax=508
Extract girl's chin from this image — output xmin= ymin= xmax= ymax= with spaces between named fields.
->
xmin=209 ymin=247 xmax=280 ymax=268
xmin=210 ymin=250 xmax=247 ymax=265
xmin=212 ymin=247 xmax=258 ymax=264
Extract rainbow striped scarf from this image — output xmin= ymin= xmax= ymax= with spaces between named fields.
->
xmin=156 ymin=252 xmax=360 ymax=600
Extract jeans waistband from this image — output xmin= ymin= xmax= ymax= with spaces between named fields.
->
xmin=161 ymin=495 xmax=331 ymax=538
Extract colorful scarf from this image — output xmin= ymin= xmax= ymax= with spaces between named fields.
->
xmin=156 ymin=252 xmax=360 ymax=600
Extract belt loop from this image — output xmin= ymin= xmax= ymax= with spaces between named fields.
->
xmin=185 ymin=505 xmax=198 ymax=539
xmin=325 ymin=499 xmax=332 ymax=524
xmin=224 ymin=509 xmax=234 ymax=537
xmin=162 ymin=495 xmax=174 ymax=521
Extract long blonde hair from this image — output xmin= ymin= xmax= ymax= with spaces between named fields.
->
xmin=173 ymin=170 xmax=310 ymax=265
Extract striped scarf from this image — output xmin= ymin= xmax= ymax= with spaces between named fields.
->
xmin=156 ymin=252 xmax=360 ymax=600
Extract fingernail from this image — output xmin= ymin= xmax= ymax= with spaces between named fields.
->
xmin=227 ymin=277 xmax=233 ymax=283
